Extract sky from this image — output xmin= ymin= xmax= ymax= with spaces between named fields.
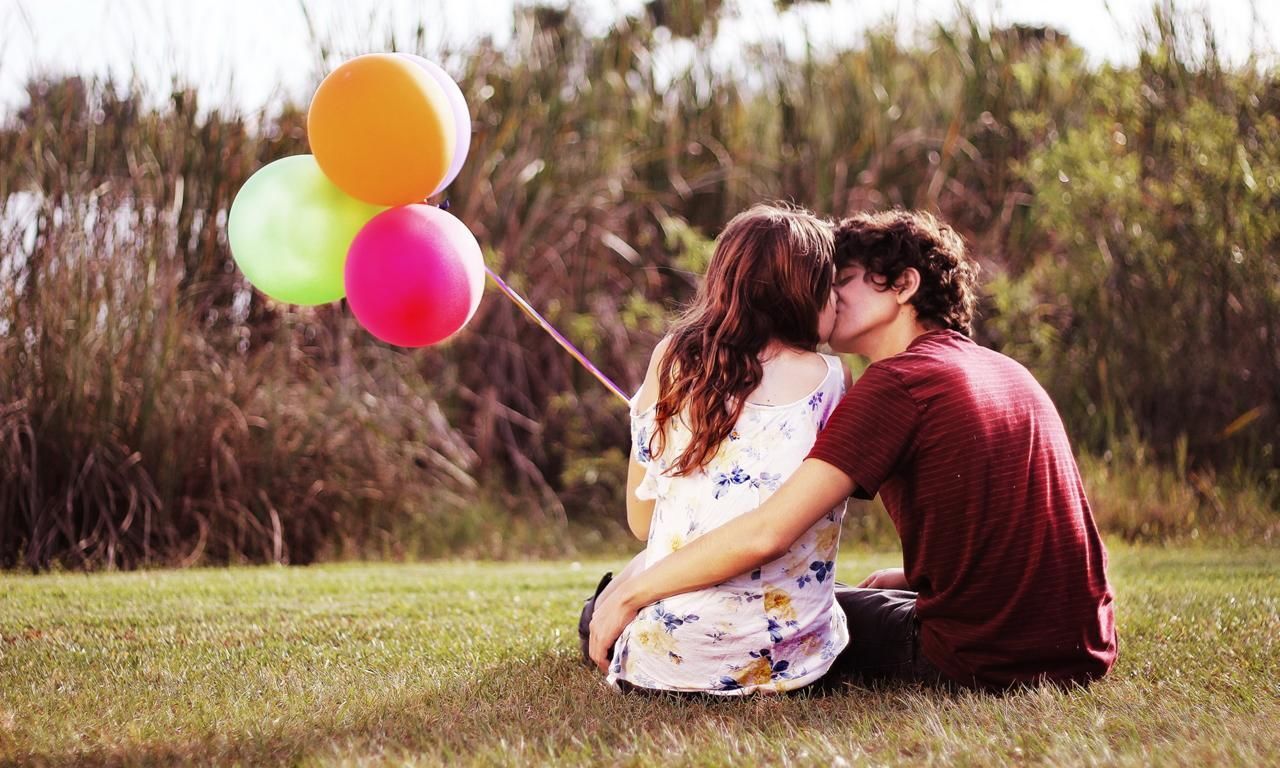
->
xmin=1 ymin=0 xmax=1276 ymax=114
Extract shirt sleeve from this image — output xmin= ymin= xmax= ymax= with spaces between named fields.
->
xmin=630 ymin=407 xmax=662 ymax=501
xmin=807 ymin=363 xmax=919 ymax=499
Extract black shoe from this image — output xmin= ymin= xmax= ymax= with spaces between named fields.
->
xmin=578 ymin=571 xmax=614 ymax=665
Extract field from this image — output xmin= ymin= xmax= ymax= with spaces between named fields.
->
xmin=3 ymin=545 xmax=1277 ymax=766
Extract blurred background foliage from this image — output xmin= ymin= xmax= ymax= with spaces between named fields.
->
xmin=1 ymin=1 xmax=1276 ymax=569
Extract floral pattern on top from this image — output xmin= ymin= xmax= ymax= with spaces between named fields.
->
xmin=608 ymin=353 xmax=849 ymax=696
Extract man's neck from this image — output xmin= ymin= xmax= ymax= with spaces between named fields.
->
xmin=866 ymin=321 xmax=934 ymax=363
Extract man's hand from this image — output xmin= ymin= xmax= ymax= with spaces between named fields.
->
xmin=588 ymin=587 xmax=638 ymax=672
xmin=857 ymin=567 xmax=909 ymax=590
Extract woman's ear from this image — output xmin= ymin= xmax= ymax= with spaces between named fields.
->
xmin=893 ymin=267 xmax=922 ymax=305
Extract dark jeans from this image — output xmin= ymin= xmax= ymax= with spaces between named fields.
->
xmin=578 ymin=573 xmax=950 ymax=691
xmin=820 ymin=584 xmax=950 ymax=689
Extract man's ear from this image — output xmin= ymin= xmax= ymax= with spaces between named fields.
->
xmin=893 ymin=268 xmax=922 ymax=305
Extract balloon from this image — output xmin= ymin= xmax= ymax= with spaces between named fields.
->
xmin=228 ymin=155 xmax=384 ymax=306
xmin=344 ymin=205 xmax=485 ymax=347
xmin=308 ymin=53 xmax=456 ymax=206
xmin=397 ymin=54 xmax=472 ymax=196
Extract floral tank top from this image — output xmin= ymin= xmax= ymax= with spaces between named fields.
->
xmin=608 ymin=353 xmax=849 ymax=695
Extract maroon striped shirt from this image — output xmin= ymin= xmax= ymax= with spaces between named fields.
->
xmin=809 ymin=330 xmax=1116 ymax=688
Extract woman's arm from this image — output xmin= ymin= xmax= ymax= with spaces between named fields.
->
xmin=625 ymin=456 xmax=656 ymax=540
xmin=589 ymin=457 xmax=855 ymax=670
xmin=595 ymin=549 xmax=648 ymax=607
xmin=625 ymin=337 xmax=669 ymax=540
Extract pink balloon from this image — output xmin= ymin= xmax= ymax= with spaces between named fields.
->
xmin=397 ymin=54 xmax=471 ymax=196
xmin=345 ymin=205 xmax=485 ymax=347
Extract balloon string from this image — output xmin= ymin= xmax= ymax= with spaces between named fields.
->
xmin=483 ymin=264 xmax=631 ymax=407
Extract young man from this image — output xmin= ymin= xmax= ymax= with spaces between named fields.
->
xmin=588 ymin=210 xmax=1117 ymax=690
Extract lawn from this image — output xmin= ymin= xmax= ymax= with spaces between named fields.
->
xmin=2 ymin=546 xmax=1277 ymax=766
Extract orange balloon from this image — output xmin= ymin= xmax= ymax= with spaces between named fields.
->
xmin=308 ymin=54 xmax=456 ymax=207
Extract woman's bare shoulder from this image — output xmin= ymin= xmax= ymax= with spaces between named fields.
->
xmin=748 ymin=350 xmax=833 ymax=406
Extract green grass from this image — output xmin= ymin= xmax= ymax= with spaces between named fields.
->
xmin=2 ymin=546 xmax=1277 ymax=766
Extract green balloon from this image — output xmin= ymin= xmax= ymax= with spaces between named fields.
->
xmin=228 ymin=155 xmax=385 ymax=306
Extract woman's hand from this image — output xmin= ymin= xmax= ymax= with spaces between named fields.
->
xmin=857 ymin=567 xmax=909 ymax=590
xmin=589 ymin=587 xmax=639 ymax=672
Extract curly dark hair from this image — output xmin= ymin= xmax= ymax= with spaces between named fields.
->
xmin=834 ymin=210 xmax=980 ymax=335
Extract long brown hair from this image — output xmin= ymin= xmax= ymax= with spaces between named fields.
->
xmin=650 ymin=204 xmax=835 ymax=476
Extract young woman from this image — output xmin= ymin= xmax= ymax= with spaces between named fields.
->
xmin=582 ymin=203 xmax=852 ymax=695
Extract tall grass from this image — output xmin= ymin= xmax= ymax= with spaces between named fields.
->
xmin=0 ymin=81 xmax=482 ymax=568
xmin=1 ymin=2 xmax=1276 ymax=568
xmin=984 ymin=6 xmax=1280 ymax=482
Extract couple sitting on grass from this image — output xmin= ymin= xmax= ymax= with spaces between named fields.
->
xmin=580 ymin=204 xmax=1117 ymax=695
